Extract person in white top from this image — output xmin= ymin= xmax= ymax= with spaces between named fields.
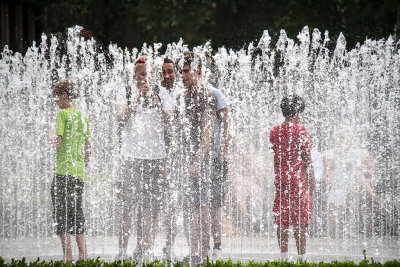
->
xmin=115 ymin=56 xmax=171 ymax=261
xmin=324 ymin=125 xmax=382 ymax=238
xmin=158 ymin=57 xmax=179 ymax=259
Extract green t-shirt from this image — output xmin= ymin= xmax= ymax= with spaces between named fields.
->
xmin=55 ymin=108 xmax=91 ymax=179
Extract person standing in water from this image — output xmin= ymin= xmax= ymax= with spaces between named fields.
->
xmin=269 ymin=95 xmax=315 ymax=260
xmin=116 ymin=56 xmax=171 ymax=262
xmin=174 ymin=51 xmax=217 ymax=265
xmin=207 ymin=85 xmax=231 ymax=259
xmin=47 ymin=79 xmax=91 ymax=262
xmin=159 ymin=57 xmax=182 ymax=260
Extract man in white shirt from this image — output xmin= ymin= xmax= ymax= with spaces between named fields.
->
xmin=115 ymin=56 xmax=171 ymax=261
xmin=159 ymin=57 xmax=180 ymax=259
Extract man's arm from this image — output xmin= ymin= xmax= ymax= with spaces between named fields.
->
xmin=217 ymin=107 xmax=232 ymax=159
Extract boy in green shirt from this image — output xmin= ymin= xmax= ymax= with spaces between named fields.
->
xmin=47 ymin=79 xmax=91 ymax=262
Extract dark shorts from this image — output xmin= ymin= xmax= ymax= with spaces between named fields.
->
xmin=51 ymin=175 xmax=85 ymax=235
xmin=183 ymin=162 xmax=212 ymax=206
xmin=210 ymin=158 xmax=228 ymax=209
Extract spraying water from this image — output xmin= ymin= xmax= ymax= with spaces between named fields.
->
xmin=0 ymin=25 xmax=399 ymax=262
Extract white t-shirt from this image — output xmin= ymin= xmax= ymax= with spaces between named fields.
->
xmin=311 ymin=150 xmax=324 ymax=181
xmin=326 ymin=147 xmax=366 ymax=206
xmin=116 ymin=86 xmax=170 ymax=159
xmin=158 ymin=85 xmax=181 ymax=111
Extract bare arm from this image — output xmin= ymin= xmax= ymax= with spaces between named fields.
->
xmin=84 ymin=140 xmax=91 ymax=166
xmin=217 ymin=107 xmax=232 ymax=159
xmin=47 ymin=128 xmax=62 ymax=149
xmin=302 ymin=149 xmax=316 ymax=192
xmin=323 ymin=156 xmax=335 ymax=186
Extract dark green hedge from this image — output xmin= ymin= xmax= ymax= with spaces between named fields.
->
xmin=1 ymin=258 xmax=399 ymax=267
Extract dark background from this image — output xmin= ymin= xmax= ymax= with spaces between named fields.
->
xmin=1 ymin=0 xmax=399 ymax=53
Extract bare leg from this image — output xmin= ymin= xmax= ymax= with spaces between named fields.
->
xmin=200 ymin=205 xmax=211 ymax=258
xmin=60 ymin=233 xmax=73 ymax=262
xmin=277 ymin=225 xmax=289 ymax=253
xmin=117 ymin=159 xmax=135 ymax=252
xmin=148 ymin=195 xmax=160 ymax=250
xmin=118 ymin=202 xmax=133 ymax=250
xmin=189 ymin=207 xmax=201 ymax=255
xmin=328 ymin=203 xmax=336 ymax=238
xmin=165 ymin=208 xmax=177 ymax=251
xmin=210 ymin=207 xmax=222 ymax=247
xmin=76 ymin=234 xmax=88 ymax=260
xmin=136 ymin=201 xmax=145 ymax=249
xmin=293 ymin=225 xmax=308 ymax=255
xmin=183 ymin=205 xmax=191 ymax=247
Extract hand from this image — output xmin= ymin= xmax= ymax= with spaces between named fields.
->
xmin=152 ymin=93 xmax=161 ymax=107
xmin=47 ymin=128 xmax=55 ymax=141
xmin=163 ymin=162 xmax=170 ymax=178
xmin=139 ymin=84 xmax=149 ymax=96
xmin=189 ymin=164 xmax=200 ymax=178
xmin=309 ymin=177 xmax=316 ymax=193
xmin=218 ymin=149 xmax=226 ymax=160
xmin=373 ymin=195 xmax=386 ymax=205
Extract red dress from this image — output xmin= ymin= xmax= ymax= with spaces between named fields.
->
xmin=269 ymin=123 xmax=313 ymax=226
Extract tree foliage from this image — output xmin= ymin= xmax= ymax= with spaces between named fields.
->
xmin=27 ymin=0 xmax=397 ymax=50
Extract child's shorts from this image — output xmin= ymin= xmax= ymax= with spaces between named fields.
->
xmin=51 ymin=175 xmax=85 ymax=235
xmin=272 ymin=182 xmax=313 ymax=226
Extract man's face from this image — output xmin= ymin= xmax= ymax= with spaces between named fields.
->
xmin=135 ymin=64 xmax=148 ymax=92
xmin=181 ymin=64 xmax=199 ymax=88
xmin=161 ymin=63 xmax=176 ymax=89
xmin=55 ymin=92 xmax=69 ymax=109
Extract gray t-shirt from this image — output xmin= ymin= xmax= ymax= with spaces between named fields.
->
xmin=207 ymin=85 xmax=228 ymax=158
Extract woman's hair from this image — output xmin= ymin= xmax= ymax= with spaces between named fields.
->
xmin=52 ymin=79 xmax=78 ymax=99
xmin=134 ymin=55 xmax=148 ymax=66
xmin=280 ymin=94 xmax=305 ymax=117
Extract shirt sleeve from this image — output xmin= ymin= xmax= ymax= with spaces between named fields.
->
xmin=160 ymin=87 xmax=174 ymax=111
xmin=214 ymin=88 xmax=228 ymax=110
xmin=116 ymin=86 xmax=128 ymax=105
xmin=55 ymin=111 xmax=65 ymax=137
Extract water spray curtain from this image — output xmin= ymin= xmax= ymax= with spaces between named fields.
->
xmin=0 ymin=26 xmax=399 ymax=240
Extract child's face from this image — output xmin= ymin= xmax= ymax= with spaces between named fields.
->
xmin=55 ymin=92 xmax=69 ymax=109
xmin=135 ymin=64 xmax=148 ymax=93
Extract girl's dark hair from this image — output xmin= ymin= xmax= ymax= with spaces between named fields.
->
xmin=280 ymin=94 xmax=305 ymax=117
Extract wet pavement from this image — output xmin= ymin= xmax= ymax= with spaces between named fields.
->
xmin=1 ymin=234 xmax=399 ymax=263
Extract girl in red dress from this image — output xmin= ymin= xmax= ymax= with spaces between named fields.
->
xmin=269 ymin=95 xmax=316 ymax=260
